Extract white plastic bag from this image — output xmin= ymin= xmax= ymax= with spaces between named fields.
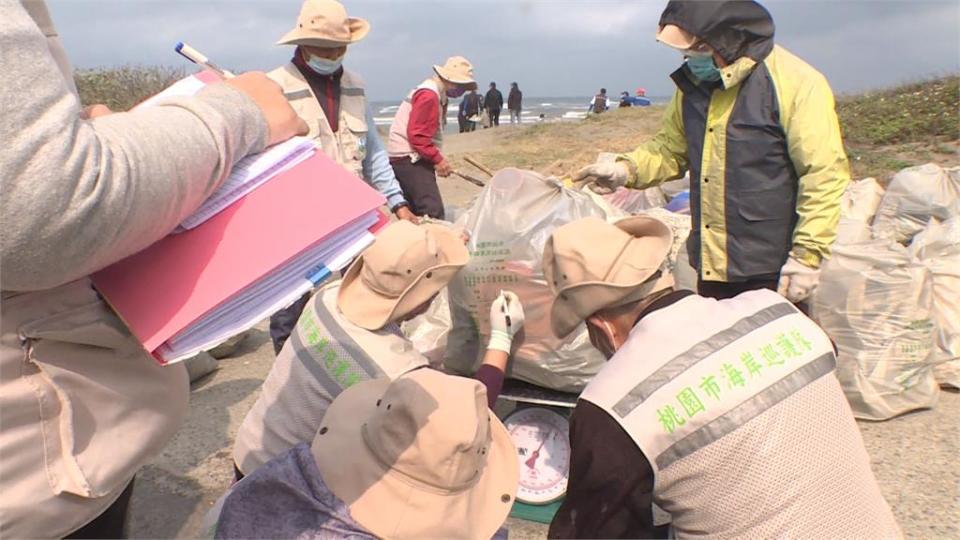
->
xmin=401 ymin=289 xmax=452 ymax=368
xmin=813 ymin=241 xmax=939 ymax=420
xmin=834 ymin=178 xmax=886 ymax=245
xmin=443 ymin=169 xmax=610 ymax=392
xmin=840 ymin=177 xmax=885 ymax=222
xmin=909 ymin=218 xmax=960 ymax=388
xmin=872 ymin=164 xmax=960 ymax=245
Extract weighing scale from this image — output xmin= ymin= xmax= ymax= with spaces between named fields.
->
xmin=498 ymin=379 xmax=578 ymax=523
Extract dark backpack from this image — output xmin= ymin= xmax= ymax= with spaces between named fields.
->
xmin=593 ymin=94 xmax=607 ymax=113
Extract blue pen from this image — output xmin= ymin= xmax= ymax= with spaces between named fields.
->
xmin=175 ymin=42 xmax=235 ymax=78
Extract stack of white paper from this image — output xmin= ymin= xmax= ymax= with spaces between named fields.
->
xmin=179 ymin=137 xmax=316 ymax=230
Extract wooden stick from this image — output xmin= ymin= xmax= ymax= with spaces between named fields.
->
xmin=453 ymin=170 xmax=486 ymax=187
xmin=464 ymin=155 xmax=494 ymax=177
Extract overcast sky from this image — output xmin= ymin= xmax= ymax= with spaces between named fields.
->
xmin=49 ymin=0 xmax=959 ymax=101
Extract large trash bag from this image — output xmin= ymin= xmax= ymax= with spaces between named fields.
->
xmin=909 ymin=218 xmax=960 ymax=388
xmin=813 ymin=241 xmax=939 ymax=420
xmin=872 ymin=164 xmax=960 ymax=245
xmin=835 ymin=178 xmax=886 ymax=245
xmin=443 ymin=169 xmax=610 ymax=392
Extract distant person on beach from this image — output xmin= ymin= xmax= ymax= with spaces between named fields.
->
xmin=632 ymin=87 xmax=652 ymax=107
xmin=463 ymin=88 xmax=482 ymax=131
xmin=508 ymin=82 xmax=523 ymax=124
xmin=484 ymin=81 xmax=504 ymax=126
xmin=619 ymin=91 xmax=632 ymax=108
xmin=387 ymin=56 xmax=478 ymax=219
xmin=574 ymin=0 xmax=850 ymax=307
xmin=457 ymin=96 xmax=468 ymax=133
xmin=589 ymin=88 xmax=609 ymax=113
xmin=265 ymin=0 xmax=419 ymax=354
xmin=1 ymin=1 xmax=306 ymax=538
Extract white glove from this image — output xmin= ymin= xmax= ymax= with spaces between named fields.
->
xmin=572 ymin=161 xmax=631 ymax=194
xmin=777 ymin=256 xmax=821 ymax=303
xmin=488 ymin=290 xmax=525 ymax=353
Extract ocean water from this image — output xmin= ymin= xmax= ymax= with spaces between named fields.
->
xmin=370 ymin=95 xmax=669 ymax=133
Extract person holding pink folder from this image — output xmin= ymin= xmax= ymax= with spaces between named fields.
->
xmin=0 ymin=2 xmax=307 ymax=537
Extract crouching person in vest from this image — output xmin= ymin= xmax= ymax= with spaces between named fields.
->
xmin=266 ymin=0 xmax=419 ymax=354
xmin=214 ymin=369 xmax=519 ymax=539
xmin=542 ymin=217 xmax=901 ymax=539
xmin=387 ymin=56 xmax=478 ymax=220
xmin=233 ymin=220 xmax=527 ymax=478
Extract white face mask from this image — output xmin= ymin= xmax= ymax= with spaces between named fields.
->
xmin=306 ymin=53 xmax=344 ymax=75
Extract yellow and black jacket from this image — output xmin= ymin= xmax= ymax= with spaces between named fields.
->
xmin=620 ymin=0 xmax=850 ymax=282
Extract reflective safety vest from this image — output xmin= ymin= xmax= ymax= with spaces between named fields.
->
xmin=581 ymin=289 xmax=901 ymax=539
xmin=387 ymin=78 xmax=445 ymax=163
xmin=233 ymin=282 xmax=428 ymax=474
xmin=268 ymin=64 xmax=369 ymax=179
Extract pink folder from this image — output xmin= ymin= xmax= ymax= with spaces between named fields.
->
xmin=92 ymin=151 xmax=385 ymax=359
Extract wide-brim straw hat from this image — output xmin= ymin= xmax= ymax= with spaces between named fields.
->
xmin=656 ymin=23 xmax=698 ymax=51
xmin=277 ymin=0 xmax=370 ymax=48
xmin=543 ymin=216 xmax=675 ymax=338
xmin=311 ymin=369 xmax=518 ymax=539
xmin=339 ymin=221 xmax=468 ymax=330
xmin=433 ymin=56 xmax=478 ymax=90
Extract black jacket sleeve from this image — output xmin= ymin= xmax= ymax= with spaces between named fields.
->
xmin=548 ymin=401 xmax=661 ymax=539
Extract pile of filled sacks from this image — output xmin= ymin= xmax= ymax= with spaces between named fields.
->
xmin=813 ymin=164 xmax=959 ymax=420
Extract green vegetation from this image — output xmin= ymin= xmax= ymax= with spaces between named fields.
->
xmin=836 ymin=76 xmax=959 ymax=145
xmin=75 ymin=65 xmax=185 ymax=112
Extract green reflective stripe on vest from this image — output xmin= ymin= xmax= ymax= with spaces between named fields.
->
xmin=612 ymin=302 xmax=797 ymax=417
xmin=341 ymin=87 xmax=365 ymax=97
xmin=284 ymin=89 xmax=312 ymax=101
xmin=311 ymin=297 xmax=382 ymax=379
xmin=291 ymin=300 xmax=384 ymax=397
xmin=656 ymin=352 xmax=835 ymax=469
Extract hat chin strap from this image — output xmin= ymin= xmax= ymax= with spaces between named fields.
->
xmin=607 ymin=269 xmax=676 ymax=312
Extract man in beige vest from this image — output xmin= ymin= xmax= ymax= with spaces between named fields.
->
xmin=266 ymin=0 xmax=420 ymax=353
xmin=234 ymin=220 xmax=526 ymax=476
xmin=387 ymin=56 xmax=478 ymax=220
xmin=0 ymin=1 xmax=306 ymax=537
xmin=541 ymin=217 xmax=901 ymax=539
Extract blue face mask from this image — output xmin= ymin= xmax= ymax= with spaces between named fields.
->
xmin=446 ymin=86 xmax=466 ymax=98
xmin=686 ymin=55 xmax=721 ymax=83
xmin=306 ymin=54 xmax=343 ymax=76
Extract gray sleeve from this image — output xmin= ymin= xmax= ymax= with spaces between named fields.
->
xmin=0 ymin=1 xmax=269 ymax=291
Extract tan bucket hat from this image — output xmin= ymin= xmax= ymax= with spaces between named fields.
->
xmin=543 ymin=216 xmax=675 ymax=338
xmin=338 ymin=221 xmax=468 ymax=330
xmin=433 ymin=56 xmax=478 ymax=90
xmin=656 ymin=23 xmax=698 ymax=51
xmin=277 ymin=0 xmax=370 ymax=48
xmin=311 ymin=368 xmax=518 ymax=539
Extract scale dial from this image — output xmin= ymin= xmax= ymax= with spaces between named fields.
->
xmin=504 ymin=407 xmax=571 ymax=505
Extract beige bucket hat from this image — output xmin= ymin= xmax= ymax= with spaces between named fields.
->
xmin=656 ymin=23 xmax=698 ymax=51
xmin=338 ymin=221 xmax=468 ymax=330
xmin=433 ymin=56 xmax=478 ymax=90
xmin=543 ymin=216 xmax=675 ymax=338
xmin=277 ymin=0 xmax=370 ymax=48
xmin=311 ymin=368 xmax=518 ymax=539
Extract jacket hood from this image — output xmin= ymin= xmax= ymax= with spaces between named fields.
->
xmin=659 ymin=0 xmax=775 ymax=64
